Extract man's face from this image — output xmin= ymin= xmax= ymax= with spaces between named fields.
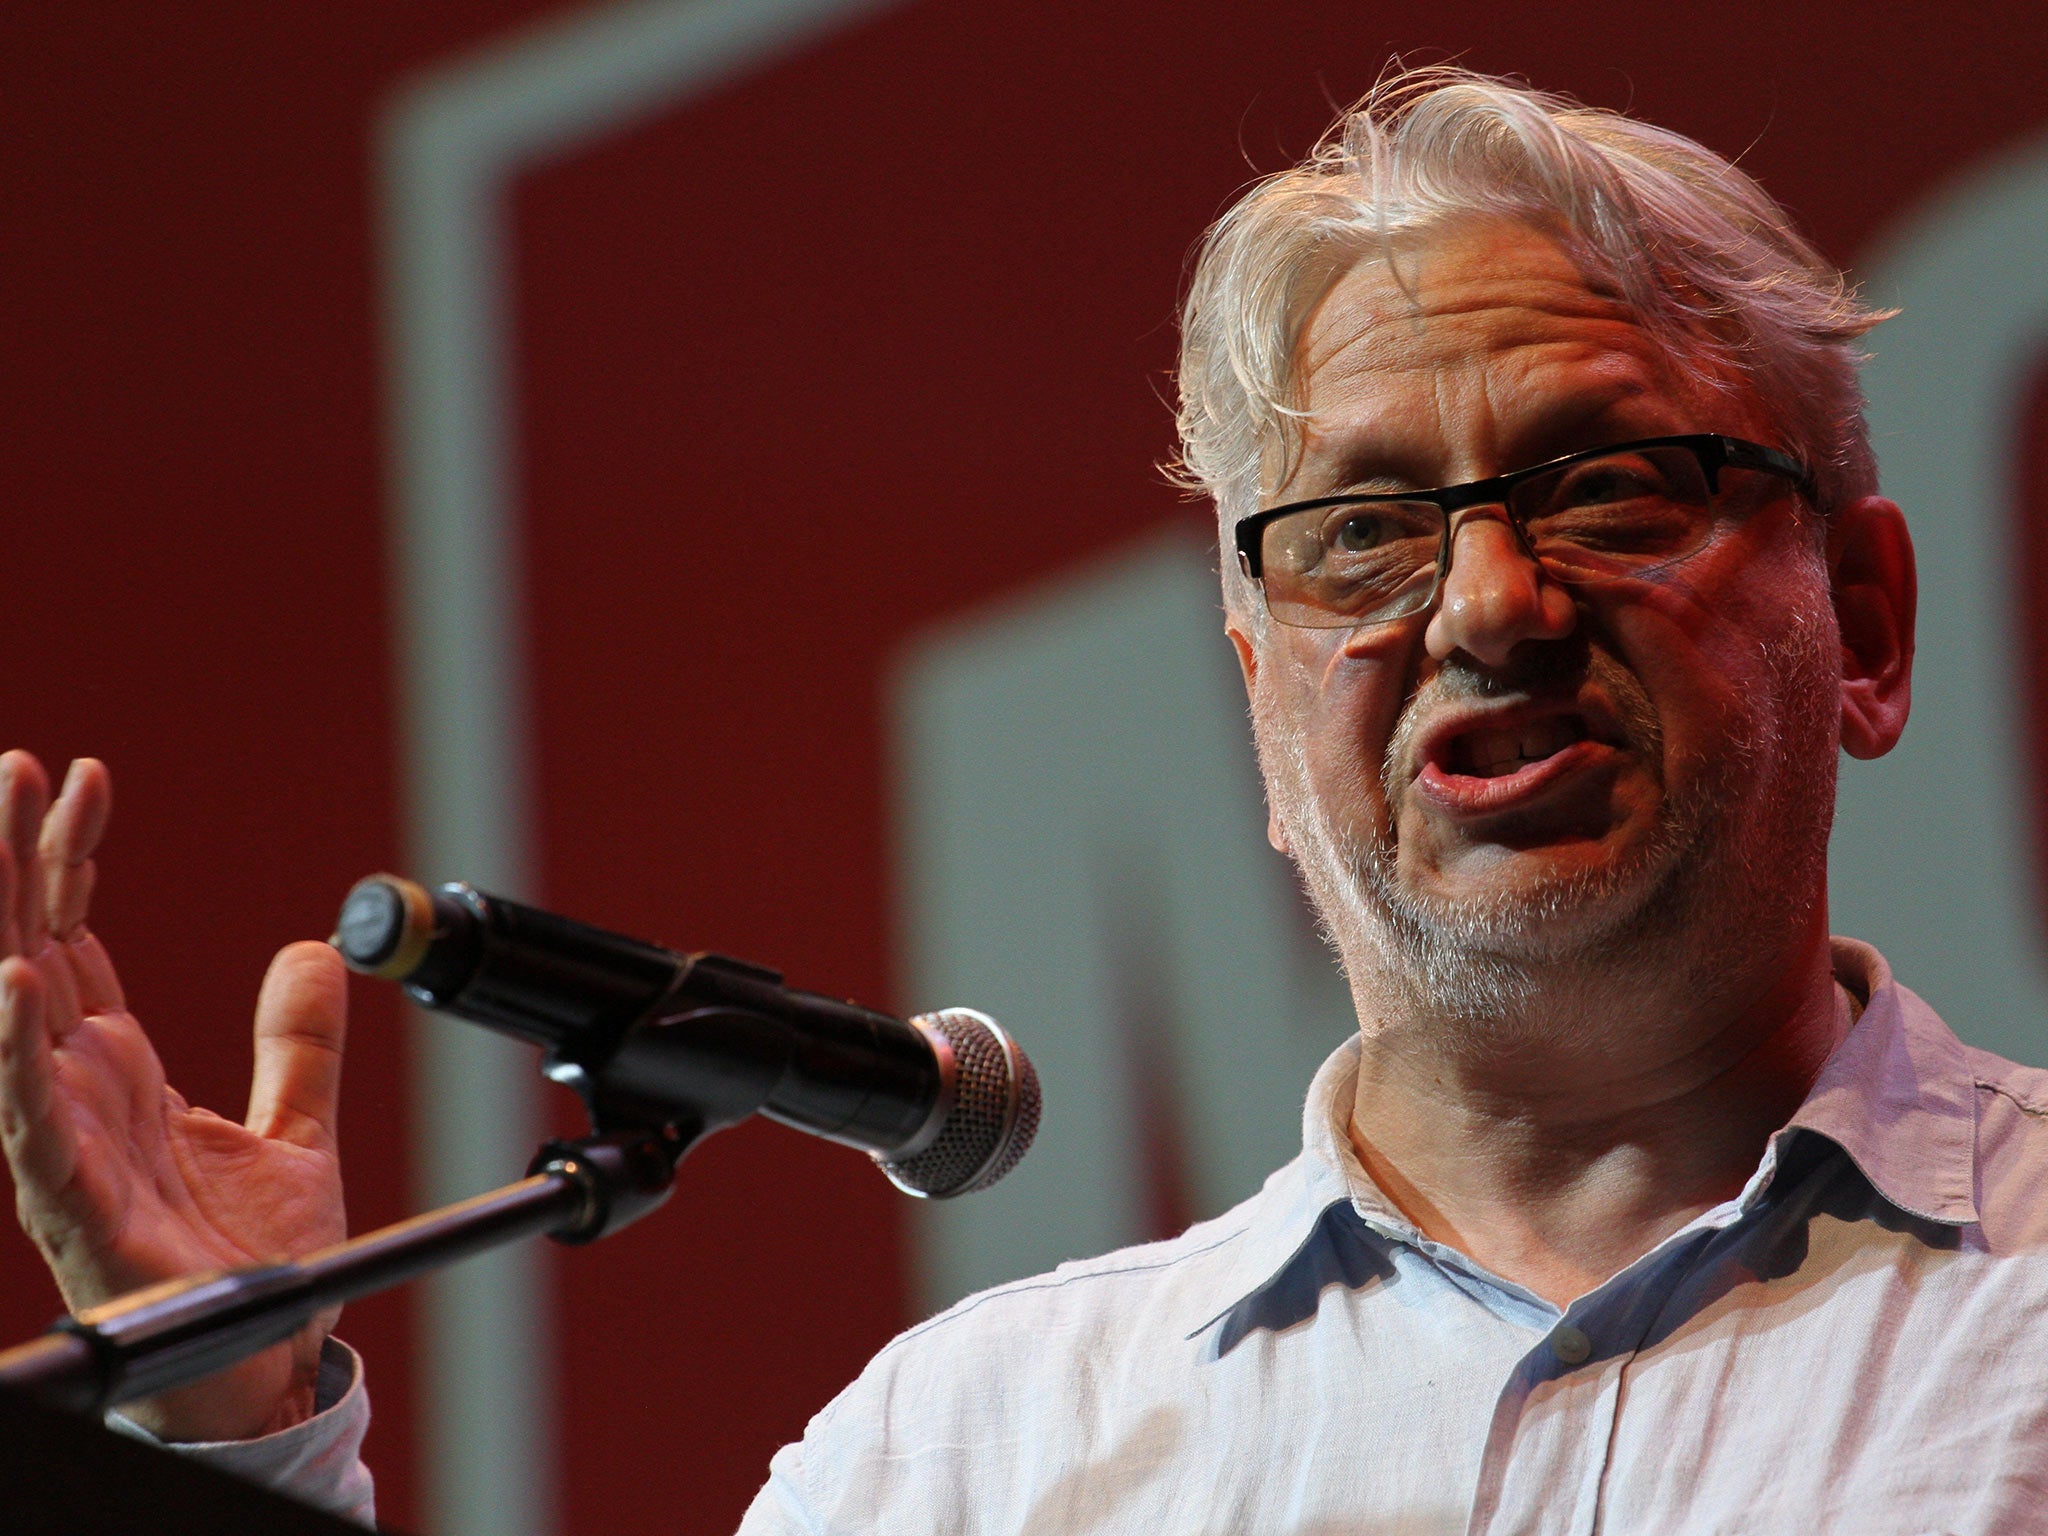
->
xmin=1232 ymin=217 xmax=1843 ymax=1024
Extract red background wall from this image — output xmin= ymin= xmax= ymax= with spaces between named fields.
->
xmin=5 ymin=4 xmax=2046 ymax=1533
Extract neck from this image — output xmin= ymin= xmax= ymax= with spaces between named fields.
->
xmin=1345 ymin=910 xmax=1849 ymax=1307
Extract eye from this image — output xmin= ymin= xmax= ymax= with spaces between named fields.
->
xmin=1333 ymin=512 xmax=1402 ymax=551
xmin=1321 ymin=500 xmax=1440 ymax=555
xmin=1257 ymin=500 xmax=1438 ymax=602
xmin=1536 ymin=446 xmax=1712 ymax=515
xmin=1524 ymin=446 xmax=1718 ymax=571
xmin=1552 ymin=459 xmax=1668 ymax=508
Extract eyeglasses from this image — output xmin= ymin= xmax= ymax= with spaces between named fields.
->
xmin=1233 ymin=434 xmax=1814 ymax=631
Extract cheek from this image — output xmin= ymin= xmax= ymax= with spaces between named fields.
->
xmin=1254 ymin=636 xmax=1412 ymax=821
xmin=1607 ymin=558 xmax=1837 ymax=778
xmin=1318 ymin=659 xmax=1415 ymax=837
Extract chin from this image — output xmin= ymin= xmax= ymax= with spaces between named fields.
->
xmin=1374 ymin=830 xmax=1689 ymax=991
xmin=1313 ymin=749 xmax=1828 ymax=1033
xmin=1387 ymin=831 xmax=1684 ymax=960
xmin=1278 ymin=740 xmax=1743 ymax=1028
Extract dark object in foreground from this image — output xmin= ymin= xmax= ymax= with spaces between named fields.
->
xmin=0 ymin=1382 xmax=386 ymax=1535
xmin=0 ymin=1132 xmax=677 ymax=1416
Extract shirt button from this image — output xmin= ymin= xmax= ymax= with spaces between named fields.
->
xmin=1550 ymin=1325 xmax=1592 ymax=1365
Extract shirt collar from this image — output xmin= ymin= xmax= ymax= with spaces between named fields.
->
xmin=1180 ymin=1034 xmax=1370 ymax=1338
xmin=1186 ymin=936 xmax=1980 ymax=1336
xmin=1780 ymin=937 xmax=1980 ymax=1226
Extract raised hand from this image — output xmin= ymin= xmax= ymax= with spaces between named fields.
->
xmin=0 ymin=751 xmax=349 ymax=1442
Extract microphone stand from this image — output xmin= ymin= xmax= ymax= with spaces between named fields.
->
xmin=0 ymin=1122 xmax=695 ymax=1416
xmin=0 ymin=869 xmax=1038 ymax=1418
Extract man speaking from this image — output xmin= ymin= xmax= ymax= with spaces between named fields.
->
xmin=4 ymin=65 xmax=2046 ymax=1532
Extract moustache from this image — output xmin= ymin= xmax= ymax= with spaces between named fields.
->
xmin=1383 ymin=636 xmax=1665 ymax=789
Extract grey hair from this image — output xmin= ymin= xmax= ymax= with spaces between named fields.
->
xmin=1173 ymin=66 xmax=1892 ymax=626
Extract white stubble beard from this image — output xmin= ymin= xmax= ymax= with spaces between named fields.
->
xmin=1248 ymin=588 xmax=1842 ymax=1050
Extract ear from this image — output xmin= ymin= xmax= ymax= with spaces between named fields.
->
xmin=1829 ymin=496 xmax=1916 ymax=760
xmin=1225 ymin=619 xmax=1293 ymax=854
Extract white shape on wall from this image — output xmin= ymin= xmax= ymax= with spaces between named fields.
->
xmin=374 ymin=1 xmax=897 ymax=1531
xmin=893 ymin=530 xmax=1354 ymax=1311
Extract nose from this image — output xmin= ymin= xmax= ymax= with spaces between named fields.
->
xmin=1422 ymin=509 xmax=1578 ymax=667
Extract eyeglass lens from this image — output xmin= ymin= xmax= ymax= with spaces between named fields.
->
xmin=1259 ymin=443 xmax=1722 ymax=630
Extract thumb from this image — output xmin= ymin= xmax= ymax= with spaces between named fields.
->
xmin=246 ymin=940 xmax=348 ymax=1147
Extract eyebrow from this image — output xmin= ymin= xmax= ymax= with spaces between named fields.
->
xmin=1296 ymin=381 xmax=1670 ymax=500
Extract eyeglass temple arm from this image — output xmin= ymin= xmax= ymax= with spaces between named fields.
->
xmin=1714 ymin=436 xmax=1817 ymax=501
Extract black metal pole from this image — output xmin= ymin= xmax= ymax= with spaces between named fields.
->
xmin=0 ymin=1332 xmax=98 ymax=1404
xmin=0 ymin=1131 xmax=685 ymax=1415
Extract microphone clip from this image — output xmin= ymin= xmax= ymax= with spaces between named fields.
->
xmin=528 ymin=1127 xmax=693 ymax=1244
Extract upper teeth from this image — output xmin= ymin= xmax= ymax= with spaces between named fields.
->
xmin=1456 ymin=718 xmax=1585 ymax=778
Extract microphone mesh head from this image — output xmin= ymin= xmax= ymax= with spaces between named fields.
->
xmin=877 ymin=1008 xmax=1040 ymax=1198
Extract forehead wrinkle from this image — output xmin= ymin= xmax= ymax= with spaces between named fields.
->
xmin=1297 ymin=220 xmax=1662 ymax=400
xmin=1293 ymin=337 xmax=1670 ymax=493
xmin=1274 ymin=224 xmax=1736 ymax=500
xmin=1303 ymin=295 xmax=1667 ymax=396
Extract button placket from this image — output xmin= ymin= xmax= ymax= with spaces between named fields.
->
xmin=1465 ymin=1334 xmax=1625 ymax=1536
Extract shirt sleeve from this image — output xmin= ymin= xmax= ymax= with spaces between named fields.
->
xmin=736 ymin=1436 xmax=824 ymax=1535
xmin=105 ymin=1335 xmax=377 ymax=1527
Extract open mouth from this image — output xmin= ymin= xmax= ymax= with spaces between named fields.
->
xmin=1445 ymin=715 xmax=1591 ymax=779
xmin=1412 ymin=704 xmax=1622 ymax=818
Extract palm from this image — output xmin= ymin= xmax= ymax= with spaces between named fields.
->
xmin=0 ymin=752 xmax=349 ymax=1440
xmin=42 ymin=1007 xmax=343 ymax=1297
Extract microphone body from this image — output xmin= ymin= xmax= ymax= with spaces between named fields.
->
xmin=334 ymin=877 xmax=1038 ymax=1198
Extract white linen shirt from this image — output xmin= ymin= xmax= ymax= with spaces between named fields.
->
xmin=737 ymin=940 xmax=2048 ymax=1535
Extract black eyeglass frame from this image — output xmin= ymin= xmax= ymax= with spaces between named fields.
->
xmin=1232 ymin=432 xmax=1815 ymax=624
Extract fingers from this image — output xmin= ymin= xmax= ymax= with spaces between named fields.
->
xmin=0 ymin=957 xmax=79 ymax=1197
xmin=61 ymin=930 xmax=126 ymax=1017
xmin=246 ymin=941 xmax=347 ymax=1149
xmin=0 ymin=841 xmax=15 ymax=968
xmin=0 ymin=756 xmax=118 ymax=1026
xmin=40 ymin=759 xmax=109 ymax=940
xmin=0 ymin=752 xmax=52 ymax=957
xmin=0 ymin=840 xmax=83 ymax=1035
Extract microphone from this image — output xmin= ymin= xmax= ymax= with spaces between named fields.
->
xmin=331 ymin=875 xmax=1039 ymax=1198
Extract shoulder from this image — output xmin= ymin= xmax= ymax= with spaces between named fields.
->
xmin=1961 ymin=1039 xmax=2048 ymax=1148
xmin=1846 ymin=946 xmax=2048 ymax=1203
xmin=849 ymin=1177 xmax=1275 ymax=1398
xmin=1963 ymin=1042 xmax=2048 ymax=1120
xmin=744 ymin=1173 xmax=1299 ymax=1533
xmin=783 ymin=1164 xmax=1299 ymax=1489
xmin=1953 ymin=1038 xmax=2048 ymax=1246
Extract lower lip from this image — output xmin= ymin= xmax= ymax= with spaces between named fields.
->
xmin=1413 ymin=738 xmax=1617 ymax=816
